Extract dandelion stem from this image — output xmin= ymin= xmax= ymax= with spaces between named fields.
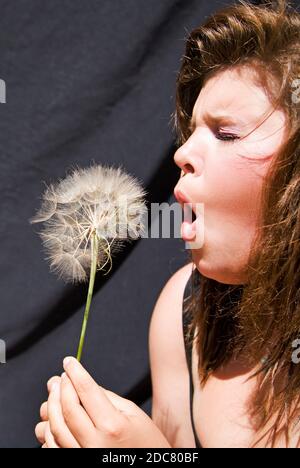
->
xmin=76 ymin=230 xmax=99 ymax=362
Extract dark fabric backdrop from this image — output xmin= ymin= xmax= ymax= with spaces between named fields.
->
xmin=0 ymin=0 xmax=298 ymax=448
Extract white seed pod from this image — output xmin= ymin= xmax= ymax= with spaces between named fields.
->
xmin=30 ymin=164 xmax=148 ymax=283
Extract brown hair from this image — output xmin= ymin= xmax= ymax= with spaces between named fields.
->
xmin=173 ymin=0 xmax=300 ymax=447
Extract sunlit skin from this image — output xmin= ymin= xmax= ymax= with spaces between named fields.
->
xmin=174 ymin=65 xmax=288 ymax=285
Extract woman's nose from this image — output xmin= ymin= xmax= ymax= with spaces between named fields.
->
xmin=173 ymin=144 xmax=196 ymax=176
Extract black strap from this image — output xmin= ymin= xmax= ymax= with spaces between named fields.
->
xmin=182 ymin=269 xmax=202 ymax=448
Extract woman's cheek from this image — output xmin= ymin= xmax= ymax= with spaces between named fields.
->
xmin=202 ymin=154 xmax=271 ymax=240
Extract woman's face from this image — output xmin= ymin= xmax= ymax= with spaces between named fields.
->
xmin=173 ymin=66 xmax=287 ymax=284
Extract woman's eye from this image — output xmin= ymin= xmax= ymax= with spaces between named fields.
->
xmin=216 ymin=131 xmax=240 ymax=143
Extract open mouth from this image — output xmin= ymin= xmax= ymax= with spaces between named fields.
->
xmin=174 ymin=188 xmax=202 ymax=242
xmin=181 ymin=204 xmax=197 ymax=240
xmin=192 ymin=209 xmax=196 ymax=223
xmin=182 ymin=202 xmax=197 ymax=223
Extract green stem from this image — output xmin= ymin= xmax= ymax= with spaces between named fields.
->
xmin=76 ymin=230 xmax=99 ymax=362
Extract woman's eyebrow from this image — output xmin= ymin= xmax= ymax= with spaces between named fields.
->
xmin=189 ymin=111 xmax=247 ymax=131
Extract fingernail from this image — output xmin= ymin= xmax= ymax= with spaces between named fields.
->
xmin=51 ymin=382 xmax=59 ymax=394
xmin=63 ymin=356 xmax=73 ymax=369
xmin=61 ymin=372 xmax=67 ymax=380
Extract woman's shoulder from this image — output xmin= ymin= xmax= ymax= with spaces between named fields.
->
xmin=149 ymin=262 xmax=194 ymax=340
xmin=149 ymin=261 xmax=198 ymax=447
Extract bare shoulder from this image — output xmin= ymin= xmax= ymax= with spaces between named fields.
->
xmin=149 ymin=262 xmax=196 ymax=448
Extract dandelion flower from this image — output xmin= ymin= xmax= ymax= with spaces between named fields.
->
xmin=30 ymin=163 xmax=147 ymax=361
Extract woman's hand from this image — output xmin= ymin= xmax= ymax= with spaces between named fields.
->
xmin=35 ymin=357 xmax=171 ymax=448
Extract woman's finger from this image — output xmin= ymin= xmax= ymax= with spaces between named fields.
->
xmin=63 ymin=357 xmax=125 ymax=430
xmin=39 ymin=376 xmax=61 ymax=424
xmin=48 ymin=381 xmax=80 ymax=448
xmin=44 ymin=422 xmax=60 ymax=448
xmin=40 ymin=402 xmax=48 ymax=421
xmin=47 ymin=376 xmax=61 ymax=393
xmin=35 ymin=421 xmax=47 ymax=445
xmin=60 ymin=372 xmax=97 ymax=447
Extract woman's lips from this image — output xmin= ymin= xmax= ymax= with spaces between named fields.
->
xmin=174 ymin=188 xmax=198 ymax=241
xmin=174 ymin=188 xmax=190 ymax=204
xmin=174 ymin=188 xmax=197 ymax=212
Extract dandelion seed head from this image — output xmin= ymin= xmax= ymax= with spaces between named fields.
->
xmin=30 ymin=164 xmax=148 ymax=283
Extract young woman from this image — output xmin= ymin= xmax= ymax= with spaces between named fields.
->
xmin=35 ymin=0 xmax=300 ymax=448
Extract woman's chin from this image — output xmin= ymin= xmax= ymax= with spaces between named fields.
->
xmin=192 ymin=249 xmax=247 ymax=285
